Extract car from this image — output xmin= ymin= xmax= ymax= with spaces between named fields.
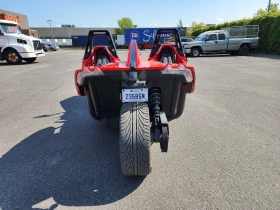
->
xmin=41 ymin=43 xmax=50 ymax=52
xmin=167 ymin=37 xmax=193 ymax=47
xmin=46 ymin=43 xmax=59 ymax=51
xmin=74 ymin=29 xmax=196 ymax=176
xmin=181 ymin=38 xmax=194 ymax=44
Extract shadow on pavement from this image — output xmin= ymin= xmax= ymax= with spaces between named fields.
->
xmin=187 ymin=53 xmax=280 ymax=60
xmin=187 ymin=54 xmax=231 ymax=58
xmin=0 ymin=96 xmax=144 ymax=210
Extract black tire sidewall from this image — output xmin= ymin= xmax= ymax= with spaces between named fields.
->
xmin=191 ymin=48 xmax=200 ymax=57
xmin=239 ymin=45 xmax=249 ymax=56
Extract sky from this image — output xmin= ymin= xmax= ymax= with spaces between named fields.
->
xmin=1 ymin=0 xmax=279 ymax=28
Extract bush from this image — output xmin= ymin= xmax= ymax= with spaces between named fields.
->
xmin=191 ymin=12 xmax=280 ymax=55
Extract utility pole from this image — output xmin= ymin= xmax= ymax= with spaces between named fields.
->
xmin=268 ymin=0 xmax=271 ymax=12
xmin=47 ymin=20 xmax=53 ymax=44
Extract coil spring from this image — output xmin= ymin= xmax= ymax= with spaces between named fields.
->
xmin=150 ymin=88 xmax=161 ymax=118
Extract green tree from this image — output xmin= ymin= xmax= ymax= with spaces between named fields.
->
xmin=254 ymin=3 xmax=279 ymax=17
xmin=191 ymin=21 xmax=206 ymax=31
xmin=115 ymin=17 xmax=134 ymax=35
xmin=177 ymin=19 xmax=183 ymax=27
xmin=71 ymin=24 xmax=76 ymax=27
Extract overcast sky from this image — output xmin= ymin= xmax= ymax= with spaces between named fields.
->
xmin=1 ymin=0 xmax=279 ymax=27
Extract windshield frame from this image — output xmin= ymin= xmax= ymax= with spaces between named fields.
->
xmin=195 ymin=34 xmax=208 ymax=41
xmin=0 ymin=23 xmax=22 ymax=34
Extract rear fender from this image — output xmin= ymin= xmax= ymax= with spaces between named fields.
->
xmin=74 ymin=69 xmax=87 ymax=96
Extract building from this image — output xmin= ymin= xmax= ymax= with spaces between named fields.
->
xmin=31 ymin=27 xmax=116 ymax=39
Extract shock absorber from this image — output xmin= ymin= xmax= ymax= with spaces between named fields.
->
xmin=150 ymin=88 xmax=161 ymax=125
xmin=150 ymin=88 xmax=161 ymax=143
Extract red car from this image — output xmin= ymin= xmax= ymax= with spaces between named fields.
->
xmin=74 ymin=29 xmax=196 ymax=176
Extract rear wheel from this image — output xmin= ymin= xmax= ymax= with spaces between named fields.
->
xmin=119 ymin=102 xmax=151 ymax=176
xmin=238 ymin=45 xmax=249 ymax=56
xmin=139 ymin=45 xmax=145 ymax=50
xmin=5 ymin=48 xmax=22 ymax=64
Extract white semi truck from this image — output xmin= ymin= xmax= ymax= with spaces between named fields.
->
xmin=0 ymin=19 xmax=45 ymax=64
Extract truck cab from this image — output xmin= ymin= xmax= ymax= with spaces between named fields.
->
xmin=184 ymin=31 xmax=229 ymax=56
xmin=0 ymin=20 xmax=45 ymax=64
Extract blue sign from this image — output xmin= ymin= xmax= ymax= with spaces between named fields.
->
xmin=125 ymin=27 xmax=186 ymax=45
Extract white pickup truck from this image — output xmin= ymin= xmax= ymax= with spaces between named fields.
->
xmin=0 ymin=20 xmax=45 ymax=64
xmin=184 ymin=25 xmax=260 ymax=57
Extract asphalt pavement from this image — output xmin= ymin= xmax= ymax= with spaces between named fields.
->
xmin=0 ymin=50 xmax=279 ymax=210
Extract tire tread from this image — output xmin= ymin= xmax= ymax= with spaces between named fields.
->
xmin=119 ymin=102 xmax=151 ymax=176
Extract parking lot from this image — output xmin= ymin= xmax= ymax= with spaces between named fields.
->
xmin=0 ymin=50 xmax=280 ymax=210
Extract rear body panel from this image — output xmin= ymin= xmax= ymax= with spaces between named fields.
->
xmin=75 ymin=29 xmax=196 ymax=120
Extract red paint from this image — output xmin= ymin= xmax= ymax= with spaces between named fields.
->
xmin=75 ymin=40 xmax=196 ymax=95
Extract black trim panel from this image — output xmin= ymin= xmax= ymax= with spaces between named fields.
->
xmin=79 ymin=70 xmax=193 ymax=120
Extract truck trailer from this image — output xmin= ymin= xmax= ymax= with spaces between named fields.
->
xmin=72 ymin=34 xmax=111 ymax=47
xmin=115 ymin=27 xmax=187 ymax=49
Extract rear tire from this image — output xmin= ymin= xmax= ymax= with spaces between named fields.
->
xmin=119 ymin=102 xmax=151 ymax=176
xmin=4 ymin=48 xmax=22 ymax=64
xmin=238 ymin=45 xmax=249 ymax=56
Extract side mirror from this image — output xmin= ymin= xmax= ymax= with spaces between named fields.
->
xmin=205 ymin=39 xmax=210 ymax=42
xmin=0 ymin=31 xmax=4 ymax=36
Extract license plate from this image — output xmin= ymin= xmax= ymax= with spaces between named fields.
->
xmin=122 ymin=88 xmax=148 ymax=103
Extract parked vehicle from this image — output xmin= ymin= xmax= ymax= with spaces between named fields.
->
xmin=74 ymin=29 xmax=196 ymax=176
xmin=167 ymin=37 xmax=194 ymax=46
xmin=46 ymin=43 xmax=59 ymax=51
xmin=0 ymin=19 xmax=45 ymax=64
xmin=184 ymin=25 xmax=260 ymax=57
xmin=115 ymin=35 xmax=125 ymax=46
xmin=72 ymin=35 xmax=109 ymax=47
xmin=115 ymin=27 xmax=187 ymax=49
xmin=41 ymin=43 xmax=50 ymax=52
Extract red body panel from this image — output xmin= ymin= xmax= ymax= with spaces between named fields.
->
xmin=75 ymin=40 xmax=196 ymax=95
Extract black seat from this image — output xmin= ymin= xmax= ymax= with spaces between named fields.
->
xmin=158 ymin=46 xmax=175 ymax=64
xmin=94 ymin=48 xmax=111 ymax=66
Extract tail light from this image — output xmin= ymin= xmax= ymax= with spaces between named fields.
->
xmin=162 ymin=64 xmax=193 ymax=83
